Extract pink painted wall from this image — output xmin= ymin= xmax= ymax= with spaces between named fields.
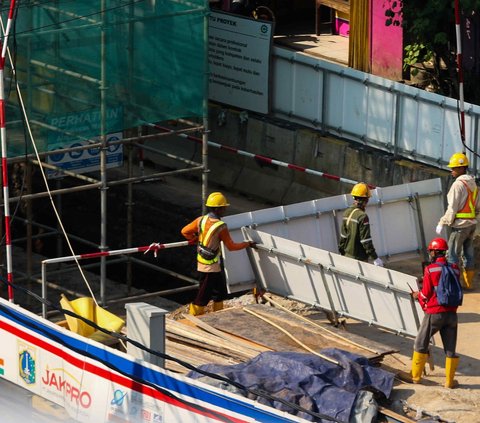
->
xmin=335 ymin=18 xmax=350 ymax=37
xmin=370 ymin=0 xmax=403 ymax=80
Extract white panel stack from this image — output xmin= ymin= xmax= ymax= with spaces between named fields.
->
xmin=243 ymin=228 xmax=424 ymax=338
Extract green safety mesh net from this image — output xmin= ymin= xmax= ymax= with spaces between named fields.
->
xmin=5 ymin=0 xmax=208 ymax=157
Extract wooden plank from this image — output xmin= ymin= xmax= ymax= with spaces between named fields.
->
xmin=165 ymin=340 xmax=240 ymax=373
xmin=182 ymin=313 xmax=271 ymax=354
xmin=317 ymin=0 xmax=350 ymax=14
xmin=201 ymin=306 xmax=389 ymax=358
xmin=201 ymin=308 xmax=308 ymax=353
xmin=166 ymin=319 xmax=258 ymax=360
xmin=246 ymin=304 xmax=397 ymax=357
xmin=263 ymin=296 xmax=381 ymax=355
xmin=378 ymin=406 xmax=416 ymax=423
xmin=166 ymin=332 xmax=251 ymax=362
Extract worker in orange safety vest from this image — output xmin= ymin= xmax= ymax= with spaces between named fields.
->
xmin=436 ymin=153 xmax=480 ymax=289
xmin=181 ymin=192 xmax=256 ymax=316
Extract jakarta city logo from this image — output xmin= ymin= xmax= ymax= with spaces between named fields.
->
xmin=19 ymin=349 xmax=36 ymax=384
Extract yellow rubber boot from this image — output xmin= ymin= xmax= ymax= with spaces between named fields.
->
xmin=189 ymin=303 xmax=205 ymax=316
xmin=462 ymin=269 xmax=475 ymax=290
xmin=445 ymin=356 xmax=459 ymax=388
xmin=411 ymin=351 xmax=429 ymax=383
xmin=213 ymin=301 xmax=224 ymax=311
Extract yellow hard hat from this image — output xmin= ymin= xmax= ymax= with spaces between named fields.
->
xmin=205 ymin=192 xmax=229 ymax=207
xmin=448 ymin=152 xmax=469 ymax=168
xmin=351 ymin=182 xmax=371 ymax=198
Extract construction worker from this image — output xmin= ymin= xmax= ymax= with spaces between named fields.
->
xmin=338 ymin=182 xmax=383 ymax=266
xmin=181 ymin=192 xmax=256 ymax=316
xmin=410 ymin=237 xmax=461 ymax=388
xmin=436 ymin=152 xmax=479 ymax=289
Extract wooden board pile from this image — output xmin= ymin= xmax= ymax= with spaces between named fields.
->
xmin=164 ymin=298 xmax=396 ymax=375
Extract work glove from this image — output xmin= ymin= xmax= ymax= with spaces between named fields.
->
xmin=435 ymin=224 xmax=443 ymax=235
xmin=248 ymin=241 xmax=257 ymax=249
xmin=373 ymin=257 xmax=384 ymax=267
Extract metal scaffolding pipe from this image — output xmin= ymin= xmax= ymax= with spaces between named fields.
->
xmin=107 ymin=165 xmax=203 ymax=187
xmin=31 ymin=159 xmax=101 ymax=183
xmin=16 ymin=257 xmax=125 ymax=283
xmin=9 ymin=121 xmax=203 ymax=164
xmin=133 ymin=141 xmax=202 ymax=167
xmin=1 ymin=165 xmax=204 ymax=205
xmin=100 ymin=0 xmax=108 ymax=305
xmin=30 ymin=59 xmax=101 ymax=84
xmin=128 ymin=255 xmax=198 ymax=285
xmin=40 ymin=240 xmax=196 ymax=317
xmin=107 ymin=284 xmax=199 ymax=305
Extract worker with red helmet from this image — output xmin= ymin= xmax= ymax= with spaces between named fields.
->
xmin=338 ymin=182 xmax=383 ymax=266
xmin=181 ymin=192 xmax=256 ymax=316
xmin=410 ymin=237 xmax=461 ymax=388
xmin=436 ymin=152 xmax=479 ymax=289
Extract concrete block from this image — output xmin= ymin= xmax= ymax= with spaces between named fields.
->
xmin=125 ymin=302 xmax=168 ymax=368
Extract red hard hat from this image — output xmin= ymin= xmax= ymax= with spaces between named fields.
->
xmin=427 ymin=237 xmax=448 ymax=251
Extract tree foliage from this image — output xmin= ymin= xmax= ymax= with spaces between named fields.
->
xmin=385 ymin=0 xmax=480 ymax=104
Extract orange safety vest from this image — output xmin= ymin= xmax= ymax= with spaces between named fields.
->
xmin=197 ymin=215 xmax=225 ymax=264
xmin=456 ymin=181 xmax=478 ymax=219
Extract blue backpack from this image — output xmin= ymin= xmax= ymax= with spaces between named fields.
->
xmin=434 ymin=263 xmax=463 ymax=307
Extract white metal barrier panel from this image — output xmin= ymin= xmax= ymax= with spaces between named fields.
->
xmin=242 ymin=228 xmax=424 ymax=338
xmin=223 ymin=178 xmax=444 ymax=291
xmin=272 ymin=46 xmax=480 ymax=173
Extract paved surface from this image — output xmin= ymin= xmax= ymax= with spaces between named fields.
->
xmin=275 ymin=33 xmax=349 ymax=65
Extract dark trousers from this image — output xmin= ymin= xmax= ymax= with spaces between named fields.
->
xmin=414 ymin=312 xmax=458 ymax=357
xmin=193 ymin=271 xmax=228 ymax=306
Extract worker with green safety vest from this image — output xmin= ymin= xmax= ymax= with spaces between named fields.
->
xmin=181 ymin=192 xmax=256 ymax=316
xmin=338 ymin=182 xmax=384 ymax=266
xmin=436 ymin=153 xmax=480 ymax=289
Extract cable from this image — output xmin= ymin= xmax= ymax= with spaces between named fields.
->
xmin=0 ymin=276 xmax=344 ymax=422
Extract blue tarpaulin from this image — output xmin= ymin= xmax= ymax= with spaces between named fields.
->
xmin=188 ymin=348 xmax=395 ymax=422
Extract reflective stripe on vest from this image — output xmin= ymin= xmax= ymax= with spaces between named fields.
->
xmin=197 ymin=215 xmax=225 ymax=264
xmin=456 ymin=180 xmax=478 ymax=219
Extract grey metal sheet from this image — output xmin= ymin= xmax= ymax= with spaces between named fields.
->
xmin=243 ymin=228 xmax=424 ymax=337
xmin=224 ymin=179 xmax=443 ymax=291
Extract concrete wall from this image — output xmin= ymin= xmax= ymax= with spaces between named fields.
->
xmin=144 ymin=105 xmax=448 ymax=205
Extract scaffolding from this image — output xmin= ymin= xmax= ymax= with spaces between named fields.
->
xmin=1 ymin=0 xmax=210 ymax=307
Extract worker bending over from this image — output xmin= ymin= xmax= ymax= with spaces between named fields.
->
xmin=181 ymin=192 xmax=255 ymax=316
